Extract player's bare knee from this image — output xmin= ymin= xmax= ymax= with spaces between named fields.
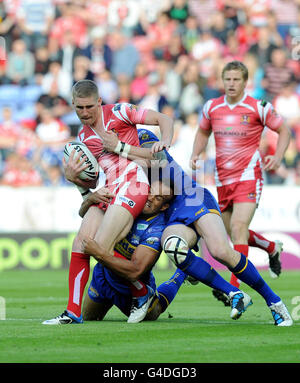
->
xmin=208 ymin=241 xmax=231 ymax=264
xmin=163 ymin=235 xmax=189 ymax=266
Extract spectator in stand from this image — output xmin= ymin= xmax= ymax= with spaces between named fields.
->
xmin=41 ymin=60 xmax=73 ymax=101
xmin=107 ymin=0 xmax=142 ymax=36
xmin=48 ymin=1 xmax=87 ymax=52
xmin=138 ymin=0 xmax=171 ymax=28
xmin=222 ymin=31 xmax=247 ymax=62
xmin=116 ymin=78 xmax=133 ymax=103
xmin=0 ymin=4 xmax=17 ymax=52
xmin=262 ymin=47 xmax=295 ymax=101
xmin=129 ymin=61 xmax=149 ymax=105
xmin=265 ymin=10 xmax=285 ymax=47
xmin=42 ymin=164 xmax=71 ymax=187
xmin=16 ymin=0 xmax=55 ymax=51
xmin=15 ymin=120 xmax=39 ymax=160
xmin=191 ymin=29 xmax=221 ymax=79
xmin=179 ymin=60 xmax=203 ymax=118
xmin=273 ymin=80 xmax=300 ymax=161
xmin=35 ymin=81 xmax=72 ymax=125
xmin=95 ymin=69 xmax=119 ymax=105
xmin=138 ymin=73 xmax=168 ymax=132
xmin=248 ymin=26 xmax=280 ymax=69
xmin=81 ymin=26 xmax=113 ymax=76
xmin=181 ymin=15 xmax=200 ymax=53
xmin=72 ymin=55 xmax=94 ymax=84
xmin=79 ymin=0 xmax=110 ymax=29
xmin=0 ymin=106 xmax=21 ymax=162
xmin=5 ymin=39 xmax=35 ymax=85
xmin=210 ymin=10 xmax=232 ymax=45
xmin=169 ymin=112 xmax=199 ymax=176
xmin=51 ymin=29 xmax=82 ymax=77
xmin=167 ymin=0 xmax=190 ymax=25
xmin=240 ymin=0 xmax=271 ymax=28
xmin=243 ymin=53 xmax=265 ymax=99
xmin=34 ymin=108 xmax=71 ymax=168
xmin=34 ymin=46 xmax=51 ymax=85
xmin=164 ymin=55 xmax=188 ymax=109
xmin=146 ymin=11 xmax=177 ymax=60
xmin=188 ymin=0 xmax=220 ymax=31
xmin=271 ymin=0 xmax=300 ymax=41
xmin=273 ymin=81 xmax=300 ymax=132
xmin=163 ymin=33 xmax=187 ymax=63
xmin=109 ymin=29 xmax=140 ymax=81
xmin=0 ymin=152 xmax=43 ymax=187
xmin=235 ymin=18 xmax=259 ymax=52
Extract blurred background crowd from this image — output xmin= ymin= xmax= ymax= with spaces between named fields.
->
xmin=0 ymin=0 xmax=300 ymax=189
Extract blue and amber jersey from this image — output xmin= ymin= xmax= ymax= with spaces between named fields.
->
xmin=101 ymin=211 xmax=166 ymax=292
xmin=138 ymin=129 xmax=221 ymax=227
xmin=114 ymin=212 xmax=166 ymax=259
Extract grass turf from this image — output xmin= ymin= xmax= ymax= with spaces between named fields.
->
xmin=0 ymin=268 xmax=299 ymax=364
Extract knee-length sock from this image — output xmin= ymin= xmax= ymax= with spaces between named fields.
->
xmin=67 ymin=252 xmax=90 ymax=317
xmin=229 ymin=253 xmax=280 ymax=306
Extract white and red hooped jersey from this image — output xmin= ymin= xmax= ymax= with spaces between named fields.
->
xmin=78 ymin=103 xmax=150 ymax=217
xmin=199 ymin=93 xmax=283 ymax=186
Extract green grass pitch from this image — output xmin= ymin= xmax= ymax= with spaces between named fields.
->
xmin=0 ymin=268 xmax=299 ymax=363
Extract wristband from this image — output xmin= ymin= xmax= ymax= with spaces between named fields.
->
xmin=115 ymin=140 xmax=130 ymax=159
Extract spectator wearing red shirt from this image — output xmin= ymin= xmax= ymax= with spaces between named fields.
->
xmin=1 ymin=152 xmax=43 ymax=187
xmin=147 ymin=12 xmax=177 ymax=60
xmin=0 ymin=106 xmax=21 ymax=160
xmin=130 ymin=62 xmax=149 ymax=104
xmin=48 ymin=2 xmax=87 ymax=51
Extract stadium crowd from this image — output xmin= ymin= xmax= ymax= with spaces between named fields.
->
xmin=0 ymin=0 xmax=300 ymax=188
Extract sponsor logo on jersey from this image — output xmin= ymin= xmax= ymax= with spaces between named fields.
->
xmin=195 ymin=207 xmax=205 ymax=216
xmin=137 ymin=223 xmax=149 ymax=230
xmin=241 ymin=115 xmax=250 ymax=124
xmin=89 ymin=286 xmax=99 ymax=298
xmin=118 ymin=196 xmax=136 ymax=208
xmin=145 ymin=237 xmax=160 ymax=245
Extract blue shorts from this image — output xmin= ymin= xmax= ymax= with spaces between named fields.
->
xmin=166 ymin=187 xmax=221 ymax=227
xmin=88 ymin=263 xmax=157 ymax=317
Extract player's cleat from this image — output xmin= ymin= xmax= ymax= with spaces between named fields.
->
xmin=229 ymin=290 xmax=253 ymax=320
xmin=127 ymin=286 xmax=155 ymax=324
xmin=269 ymin=300 xmax=293 ymax=326
xmin=42 ymin=310 xmax=83 ymax=325
xmin=184 ymin=275 xmax=199 ymax=285
xmin=268 ymin=240 xmax=283 ymax=279
xmin=212 ymin=288 xmax=231 ymax=307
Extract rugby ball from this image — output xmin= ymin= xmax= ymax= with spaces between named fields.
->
xmin=63 ymin=141 xmax=99 ymax=181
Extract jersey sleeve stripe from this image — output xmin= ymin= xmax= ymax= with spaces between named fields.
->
xmin=139 ymin=244 xmax=160 ymax=252
xmin=203 ymin=100 xmax=213 ymax=119
xmin=263 ymin=103 xmax=271 ymax=125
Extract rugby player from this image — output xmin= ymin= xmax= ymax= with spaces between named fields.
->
xmin=190 ymin=61 xmax=291 ymax=291
xmin=43 ymin=79 xmax=173 ymax=323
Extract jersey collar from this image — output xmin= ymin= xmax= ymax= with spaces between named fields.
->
xmin=224 ymin=92 xmax=247 ymax=110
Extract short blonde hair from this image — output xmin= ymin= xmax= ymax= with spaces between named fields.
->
xmin=72 ymin=80 xmax=99 ymax=100
xmin=222 ymin=61 xmax=248 ymax=81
